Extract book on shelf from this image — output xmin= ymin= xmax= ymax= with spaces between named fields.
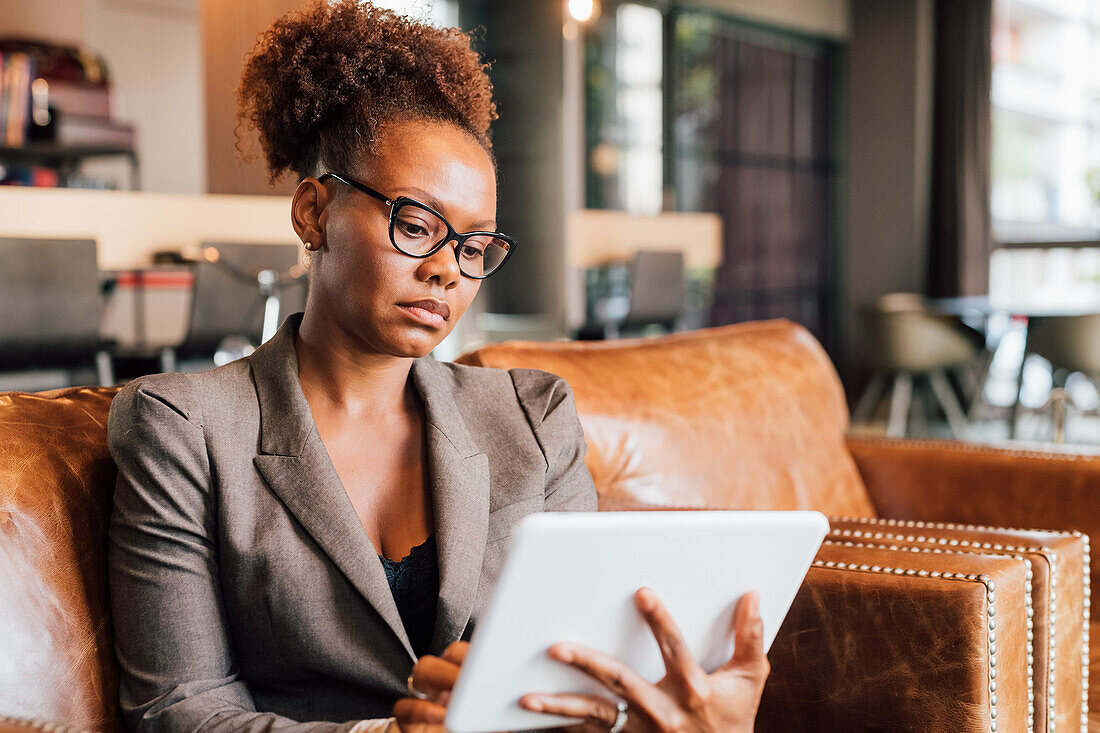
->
xmin=43 ymin=78 xmax=111 ymax=119
xmin=0 ymin=165 xmax=60 ymax=187
xmin=40 ymin=112 xmax=136 ymax=149
xmin=0 ymin=52 xmax=34 ymax=147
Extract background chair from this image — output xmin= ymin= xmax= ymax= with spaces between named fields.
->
xmin=1019 ymin=314 xmax=1100 ymax=443
xmin=166 ymin=242 xmax=307 ymax=371
xmin=581 ymin=251 xmax=686 ymax=339
xmin=852 ymin=292 xmax=985 ymax=438
xmin=0 ymin=237 xmax=113 ymax=391
xmin=618 ymin=250 xmax=685 ymax=335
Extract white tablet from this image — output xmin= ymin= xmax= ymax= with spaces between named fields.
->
xmin=445 ymin=510 xmax=829 ymax=733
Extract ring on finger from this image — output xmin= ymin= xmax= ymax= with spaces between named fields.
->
xmin=406 ymin=673 xmax=429 ymax=701
xmin=608 ymin=700 xmax=628 ymax=733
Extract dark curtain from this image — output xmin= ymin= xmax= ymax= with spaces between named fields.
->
xmin=929 ymin=0 xmax=993 ymax=297
xmin=668 ymin=15 xmax=836 ymax=346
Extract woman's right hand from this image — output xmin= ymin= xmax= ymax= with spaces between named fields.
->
xmin=519 ymin=589 xmax=770 ymax=733
xmin=392 ymin=641 xmax=468 ymax=732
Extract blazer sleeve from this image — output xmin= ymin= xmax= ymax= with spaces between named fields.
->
xmin=107 ymin=378 xmax=390 ymax=733
xmin=511 ymin=369 xmax=599 ymax=513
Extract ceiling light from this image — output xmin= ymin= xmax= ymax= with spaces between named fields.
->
xmin=567 ymin=0 xmax=596 ymax=23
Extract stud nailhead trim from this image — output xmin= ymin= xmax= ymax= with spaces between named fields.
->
xmin=817 ymin=544 xmax=1035 ymax=733
xmin=830 ymin=514 xmax=1083 ymax=539
xmin=1082 ymin=537 xmax=1091 ymax=733
xmin=830 ymin=525 xmax=1056 ymax=556
xmin=829 ymin=517 xmax=1080 ymax=731
xmin=846 ymin=435 xmax=1100 ymax=462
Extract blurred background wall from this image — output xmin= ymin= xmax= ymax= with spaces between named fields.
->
xmin=6 ymin=0 xmax=1081 ymax=433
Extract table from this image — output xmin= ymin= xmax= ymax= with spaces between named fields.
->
xmin=100 ymin=268 xmax=192 ymax=351
xmin=929 ymin=295 xmax=1100 ymax=438
xmin=931 ymin=294 xmax=1100 ymax=319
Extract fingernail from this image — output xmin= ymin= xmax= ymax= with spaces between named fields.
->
xmin=521 ymin=695 xmax=545 ymax=712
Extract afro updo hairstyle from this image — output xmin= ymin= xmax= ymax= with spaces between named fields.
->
xmin=236 ymin=0 xmax=497 ymax=185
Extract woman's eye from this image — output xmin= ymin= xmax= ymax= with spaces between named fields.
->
xmin=397 ymin=219 xmax=430 ymax=237
xmin=460 ymin=244 xmax=484 ymax=259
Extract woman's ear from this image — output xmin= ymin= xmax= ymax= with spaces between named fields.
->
xmin=291 ymin=177 xmax=329 ymax=251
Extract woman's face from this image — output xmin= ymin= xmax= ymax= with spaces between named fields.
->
xmin=305 ymin=119 xmax=496 ymax=359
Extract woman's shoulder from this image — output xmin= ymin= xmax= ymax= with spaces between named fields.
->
xmin=423 ymin=358 xmax=578 ymax=428
xmin=108 ymin=359 xmax=255 ymax=435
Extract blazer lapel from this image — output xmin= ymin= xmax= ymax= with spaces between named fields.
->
xmin=411 ymin=358 xmax=491 ymax=655
xmin=250 ymin=316 xmax=416 ymax=661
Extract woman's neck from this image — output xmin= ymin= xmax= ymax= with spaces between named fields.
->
xmin=294 ymin=313 xmax=418 ymax=418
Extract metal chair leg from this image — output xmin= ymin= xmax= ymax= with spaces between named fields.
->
xmin=930 ymin=368 xmax=969 ymax=439
xmin=159 ymin=347 xmax=178 ymax=374
xmin=887 ymin=371 xmax=913 ymax=438
xmin=1049 ymin=388 xmax=1069 ymax=444
xmin=94 ymin=350 xmax=114 ymax=387
xmin=965 ymin=348 xmax=996 ymax=423
xmin=852 ymin=373 xmax=888 ymax=425
xmin=1009 ymin=331 xmax=1031 ymax=439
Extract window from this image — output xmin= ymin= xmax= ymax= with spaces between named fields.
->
xmin=584 ymin=2 xmax=839 ymax=345
xmin=992 ymin=0 xmax=1100 ymax=241
xmin=585 ymin=2 xmax=665 ymax=214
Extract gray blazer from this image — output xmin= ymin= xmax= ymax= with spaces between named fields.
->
xmin=107 ymin=314 xmax=597 ymax=732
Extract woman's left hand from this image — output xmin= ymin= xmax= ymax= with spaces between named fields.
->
xmin=392 ymin=641 xmax=469 ymax=732
xmin=518 ymin=588 xmax=770 ymax=733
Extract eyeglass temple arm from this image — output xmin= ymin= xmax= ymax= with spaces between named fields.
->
xmin=318 ymin=173 xmax=394 ymax=207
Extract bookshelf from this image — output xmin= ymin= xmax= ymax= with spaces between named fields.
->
xmin=0 ymin=142 xmax=140 ymax=190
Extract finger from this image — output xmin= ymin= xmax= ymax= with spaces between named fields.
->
xmin=520 ymin=692 xmax=619 ymax=726
xmin=393 ymin=697 xmax=446 ymax=726
xmin=548 ymin=642 xmax=679 ymax=724
xmin=722 ymin=591 xmax=768 ymax=672
xmin=441 ymin=640 xmax=469 ymax=666
xmin=409 ymin=655 xmax=461 ymax=697
xmin=634 ymin=587 xmax=707 ymax=694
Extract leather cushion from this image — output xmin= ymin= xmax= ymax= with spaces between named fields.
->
xmin=0 ymin=387 xmax=120 ymax=731
xmin=458 ymin=320 xmax=875 ymax=516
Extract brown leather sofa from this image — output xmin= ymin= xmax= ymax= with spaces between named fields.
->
xmin=0 ymin=319 xmax=1094 ymax=732
xmin=458 ymin=320 xmax=1093 ymax=733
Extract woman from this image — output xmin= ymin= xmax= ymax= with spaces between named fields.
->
xmin=106 ymin=3 xmax=769 ymax=732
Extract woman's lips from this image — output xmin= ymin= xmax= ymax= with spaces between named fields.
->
xmin=398 ymin=299 xmax=450 ymax=329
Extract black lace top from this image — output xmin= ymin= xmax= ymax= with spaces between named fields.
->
xmin=378 ymin=534 xmax=439 ymax=658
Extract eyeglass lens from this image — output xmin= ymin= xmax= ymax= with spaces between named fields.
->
xmin=391 ymin=201 xmax=510 ymax=277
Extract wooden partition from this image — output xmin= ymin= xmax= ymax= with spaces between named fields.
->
xmin=200 ymin=0 xmax=303 ymax=196
xmin=0 ymin=187 xmax=296 ymax=269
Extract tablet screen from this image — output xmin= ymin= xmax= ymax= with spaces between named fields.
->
xmin=445 ymin=510 xmax=828 ymax=733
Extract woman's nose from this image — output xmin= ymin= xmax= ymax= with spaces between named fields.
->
xmin=416 ymin=239 xmax=462 ymax=288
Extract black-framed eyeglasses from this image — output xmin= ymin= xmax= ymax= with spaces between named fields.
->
xmin=318 ymin=172 xmax=516 ymax=279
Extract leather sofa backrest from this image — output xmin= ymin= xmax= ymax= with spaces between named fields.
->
xmin=0 ymin=386 xmax=121 ymax=731
xmin=458 ymin=319 xmax=876 ymax=517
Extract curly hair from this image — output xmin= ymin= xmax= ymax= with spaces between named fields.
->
xmin=236 ymin=0 xmax=497 ymax=184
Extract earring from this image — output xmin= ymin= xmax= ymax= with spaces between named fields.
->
xmin=303 ymin=238 xmax=318 ymax=251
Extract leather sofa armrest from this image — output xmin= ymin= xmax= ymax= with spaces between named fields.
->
xmin=758 ymin=539 xmax=1033 ymax=732
xmin=848 ymin=435 xmax=1100 ymax=546
xmin=827 ymin=516 xmax=1089 ymax=731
